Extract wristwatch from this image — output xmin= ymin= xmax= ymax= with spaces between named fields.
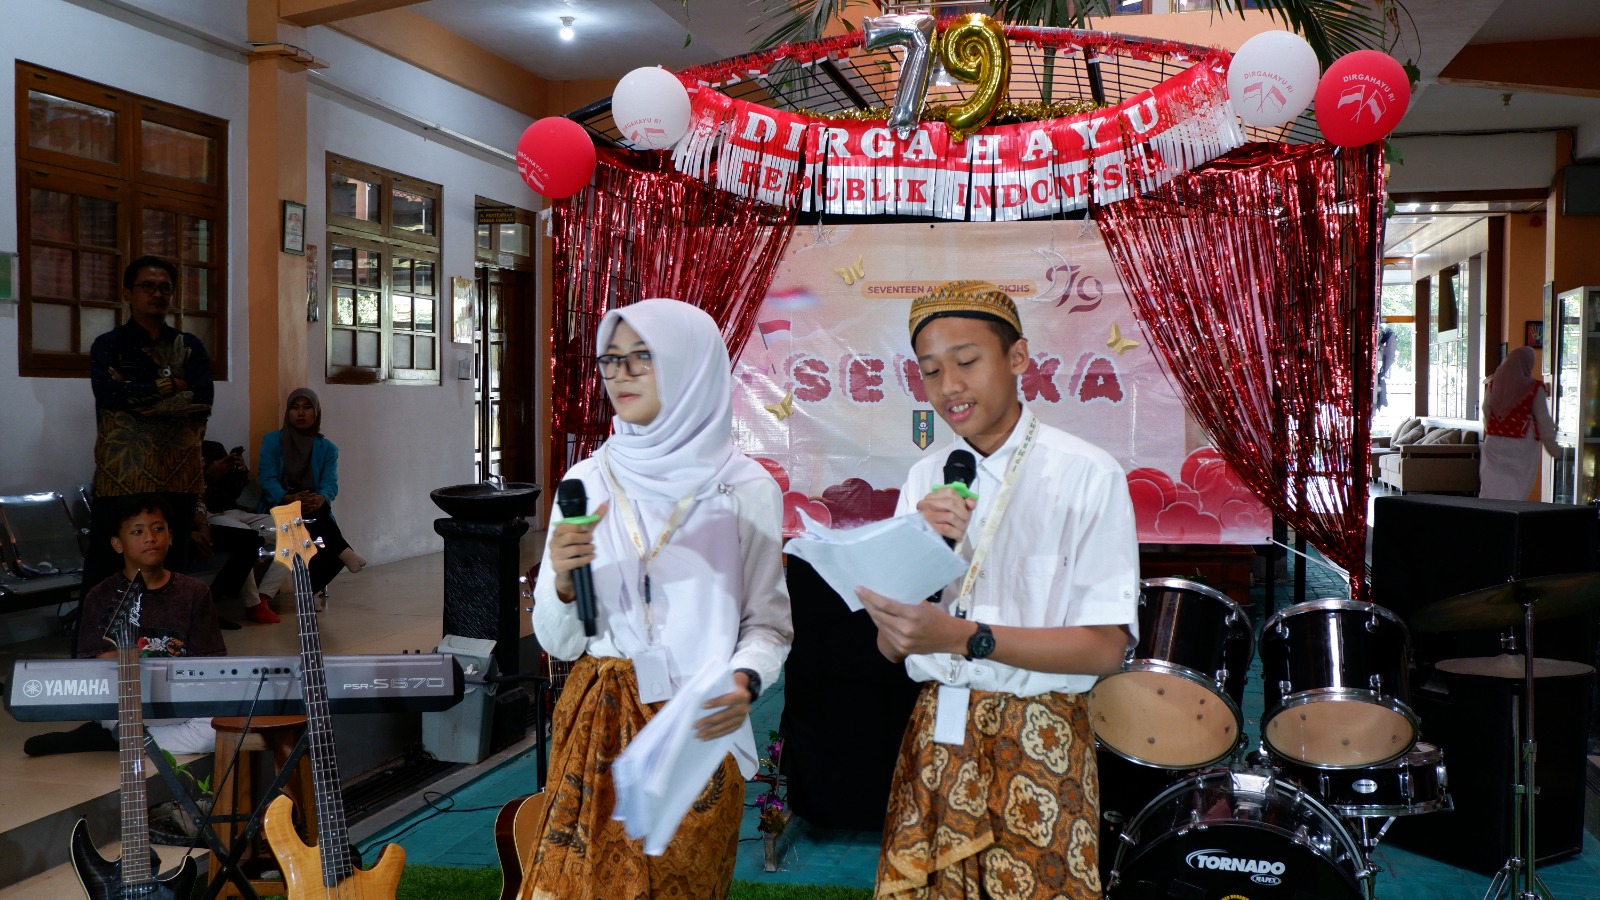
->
xmin=964 ymin=622 xmax=996 ymax=661
xmin=735 ymin=667 xmax=762 ymax=702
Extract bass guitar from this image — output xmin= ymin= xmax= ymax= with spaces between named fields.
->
xmin=261 ymin=503 xmax=405 ymax=898
xmin=69 ymin=572 xmax=200 ymax=899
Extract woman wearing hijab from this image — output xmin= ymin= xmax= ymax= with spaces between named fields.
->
xmin=521 ymin=298 xmax=792 ymax=899
xmin=258 ymin=388 xmax=366 ymax=596
xmin=1480 ymin=346 xmax=1561 ymax=500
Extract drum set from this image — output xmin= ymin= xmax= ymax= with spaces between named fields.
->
xmin=1087 ymin=578 xmax=1447 ymax=900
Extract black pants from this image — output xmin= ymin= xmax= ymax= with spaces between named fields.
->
xmin=302 ymin=502 xmax=351 ymax=594
xmin=84 ymin=492 xmax=197 ymax=590
xmin=205 ymin=520 xmax=265 ymax=600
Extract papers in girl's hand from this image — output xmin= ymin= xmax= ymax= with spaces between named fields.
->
xmin=612 ymin=660 xmax=740 ymax=856
xmin=784 ymin=510 xmax=967 ymax=611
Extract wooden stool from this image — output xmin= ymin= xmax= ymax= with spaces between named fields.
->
xmin=209 ymin=715 xmax=316 ymax=900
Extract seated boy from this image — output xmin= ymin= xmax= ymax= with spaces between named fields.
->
xmin=857 ymin=281 xmax=1140 ymax=898
xmin=24 ymin=495 xmax=227 ymax=756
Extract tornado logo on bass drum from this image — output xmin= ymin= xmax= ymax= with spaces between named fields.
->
xmin=1185 ymin=848 xmax=1287 ymax=885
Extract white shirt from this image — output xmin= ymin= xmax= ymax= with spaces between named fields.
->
xmin=897 ymin=407 xmax=1141 ymax=696
xmin=531 ymin=457 xmax=793 ymax=774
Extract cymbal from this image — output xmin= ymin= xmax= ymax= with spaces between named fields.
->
xmin=1407 ymin=572 xmax=1600 ymax=633
xmin=1435 ymin=655 xmax=1596 ymax=680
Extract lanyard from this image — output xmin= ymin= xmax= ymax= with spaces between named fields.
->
xmin=947 ymin=414 xmax=1039 ymax=675
xmin=599 ymin=449 xmax=698 ymax=643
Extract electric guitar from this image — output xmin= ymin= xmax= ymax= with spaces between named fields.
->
xmin=493 ymin=791 xmax=546 ymax=900
xmin=69 ymin=573 xmax=200 ymax=899
xmin=261 ymin=503 xmax=405 ymax=898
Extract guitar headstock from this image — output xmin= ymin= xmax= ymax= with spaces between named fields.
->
xmin=102 ymin=572 xmax=146 ymax=652
xmin=269 ymin=502 xmax=320 ymax=573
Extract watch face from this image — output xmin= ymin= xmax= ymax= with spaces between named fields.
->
xmin=969 ymin=628 xmax=996 ymax=659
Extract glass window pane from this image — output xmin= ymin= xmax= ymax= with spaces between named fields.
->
xmin=141 ymin=120 xmax=216 ymax=184
xmin=393 ymin=295 xmax=412 ymax=330
xmin=143 ymin=208 xmax=178 ymax=257
xmin=330 ymin=244 xmax=355 ymax=285
xmin=30 ymin=189 xmax=72 ymax=243
xmin=78 ymin=196 xmax=117 ymax=248
xmin=392 ymin=189 xmax=435 ymax=235
xmin=355 ymin=249 xmax=380 ymax=288
xmin=80 ymin=252 xmax=118 ymax=304
xmin=80 ymin=307 xmax=116 ymax=350
xmin=415 ymin=299 xmax=434 ymax=333
xmin=31 ymin=302 xmax=73 ymax=351
xmin=414 ymin=261 xmax=434 ymax=295
xmin=331 ymin=327 xmax=354 ymax=366
xmin=392 ymin=334 xmax=413 ymax=369
xmin=330 ymin=172 xmax=380 ymax=222
xmin=183 ymin=216 xmax=212 ymax=263
xmin=415 ymin=336 xmax=435 ymax=370
xmin=185 ymin=316 xmax=215 ymax=357
xmin=31 ymin=245 xmax=73 ymax=298
xmin=184 ymin=266 xmax=209 ymax=312
xmin=476 ymin=224 xmax=490 ymax=250
xmin=335 ymin=287 xmax=354 ymax=326
xmin=392 ymin=257 xmax=412 ymax=294
xmin=497 ymin=224 xmax=529 ymax=256
xmin=490 ymin=343 xmax=502 ymax=390
xmin=356 ymin=330 xmax=380 ymax=368
xmin=356 ymin=290 xmax=380 ymax=327
xmin=28 ymin=91 xmax=117 ymax=163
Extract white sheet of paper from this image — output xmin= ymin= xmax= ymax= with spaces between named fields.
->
xmin=783 ymin=510 xmax=968 ymax=611
xmin=611 ymin=659 xmax=740 ymax=856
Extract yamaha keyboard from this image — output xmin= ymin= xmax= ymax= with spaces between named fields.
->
xmin=5 ymin=653 xmax=463 ymax=721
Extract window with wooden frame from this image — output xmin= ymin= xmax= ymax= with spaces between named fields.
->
xmin=15 ymin=62 xmax=228 ymax=377
xmin=325 ymin=155 xmax=441 ymax=384
xmin=473 ymin=201 xmax=536 ymax=267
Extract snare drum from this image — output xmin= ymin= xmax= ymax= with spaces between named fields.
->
xmin=1259 ymin=599 xmax=1418 ymax=768
xmin=1089 ymin=578 xmax=1253 ymax=769
xmin=1274 ymin=742 xmax=1450 ymax=817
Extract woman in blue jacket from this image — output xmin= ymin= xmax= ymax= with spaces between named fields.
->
xmin=259 ymin=388 xmax=365 ymax=594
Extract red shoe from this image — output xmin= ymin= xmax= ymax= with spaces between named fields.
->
xmin=246 ymin=601 xmax=281 ymax=624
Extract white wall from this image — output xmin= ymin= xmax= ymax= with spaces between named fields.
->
xmin=0 ymin=0 xmax=251 ymax=498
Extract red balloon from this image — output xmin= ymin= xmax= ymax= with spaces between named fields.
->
xmin=1314 ymin=50 xmax=1411 ymax=147
xmin=516 ymin=117 xmax=596 ymax=199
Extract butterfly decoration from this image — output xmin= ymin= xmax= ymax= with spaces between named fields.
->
xmin=1106 ymin=322 xmax=1139 ymax=355
xmin=834 ymin=255 xmax=865 ymax=286
xmin=764 ymin=391 xmax=797 ymax=421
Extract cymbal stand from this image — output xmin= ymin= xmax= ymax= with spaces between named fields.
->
xmin=1349 ymin=815 xmax=1396 ymax=851
xmin=1484 ymin=592 xmax=1553 ymax=900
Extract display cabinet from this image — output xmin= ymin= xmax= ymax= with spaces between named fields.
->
xmin=1547 ymin=285 xmax=1600 ymax=504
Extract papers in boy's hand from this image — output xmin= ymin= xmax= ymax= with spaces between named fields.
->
xmin=612 ymin=660 xmax=740 ymax=856
xmin=784 ymin=511 xmax=968 ymax=611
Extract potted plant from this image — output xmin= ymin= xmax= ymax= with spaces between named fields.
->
xmin=753 ymin=731 xmax=791 ymax=872
xmin=148 ymin=751 xmax=214 ymax=845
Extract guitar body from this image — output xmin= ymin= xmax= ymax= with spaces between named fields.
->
xmin=263 ymin=793 xmax=404 ymax=899
xmin=69 ymin=818 xmax=198 ymax=900
xmin=494 ymin=792 xmax=547 ymax=900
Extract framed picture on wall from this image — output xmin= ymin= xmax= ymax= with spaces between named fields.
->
xmin=282 ymin=200 xmax=306 ymax=255
xmin=1526 ymin=320 xmax=1544 ymax=350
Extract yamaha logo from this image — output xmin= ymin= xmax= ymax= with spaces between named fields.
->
xmin=22 ymin=679 xmax=43 ymax=699
xmin=1185 ymin=848 xmax=1286 ymax=885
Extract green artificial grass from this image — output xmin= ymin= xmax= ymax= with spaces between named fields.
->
xmin=375 ymin=864 xmax=872 ymax=899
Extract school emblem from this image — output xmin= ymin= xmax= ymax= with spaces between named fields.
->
xmin=912 ymin=410 xmax=935 ymax=449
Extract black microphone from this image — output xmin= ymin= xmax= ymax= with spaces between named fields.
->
xmin=941 ymin=449 xmax=977 ymax=550
xmin=555 ymin=479 xmax=597 ymax=637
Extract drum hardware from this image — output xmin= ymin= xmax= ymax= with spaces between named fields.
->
xmin=1410 ymin=572 xmax=1600 ymax=900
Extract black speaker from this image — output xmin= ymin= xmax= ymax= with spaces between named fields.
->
xmin=1385 ymin=663 xmax=1593 ymax=872
xmin=1370 ymin=495 xmax=1600 ymax=665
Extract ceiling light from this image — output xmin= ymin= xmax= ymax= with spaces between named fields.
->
xmin=559 ymin=16 xmax=574 ymax=41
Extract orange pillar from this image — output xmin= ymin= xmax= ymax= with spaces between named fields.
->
xmin=246 ymin=0 xmax=314 ymax=456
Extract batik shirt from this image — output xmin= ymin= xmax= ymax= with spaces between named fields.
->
xmin=89 ymin=320 xmax=213 ymax=497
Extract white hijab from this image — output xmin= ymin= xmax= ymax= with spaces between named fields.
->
xmin=596 ymin=298 xmax=766 ymax=501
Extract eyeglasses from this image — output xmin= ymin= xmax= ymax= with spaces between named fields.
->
xmin=133 ymin=281 xmax=175 ymax=295
xmin=596 ymin=350 xmax=653 ymax=379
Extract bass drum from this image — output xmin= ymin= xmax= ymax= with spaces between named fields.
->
xmin=1109 ymin=769 xmax=1371 ymax=900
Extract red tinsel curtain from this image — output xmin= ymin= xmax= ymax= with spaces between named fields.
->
xmin=1099 ymin=142 xmax=1384 ymax=599
xmin=548 ymin=150 xmax=801 ymax=484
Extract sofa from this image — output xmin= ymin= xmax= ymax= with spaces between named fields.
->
xmin=1372 ymin=416 xmax=1483 ymax=495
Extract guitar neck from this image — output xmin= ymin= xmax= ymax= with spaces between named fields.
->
xmin=291 ymin=555 xmax=355 ymax=888
xmin=117 ymin=642 xmax=152 ymax=886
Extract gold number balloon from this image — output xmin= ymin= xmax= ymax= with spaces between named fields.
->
xmin=938 ymin=14 xmax=1011 ymax=141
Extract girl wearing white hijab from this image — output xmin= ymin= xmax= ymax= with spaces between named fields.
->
xmin=1479 ymin=345 xmax=1560 ymax=500
xmin=523 ymin=298 xmax=791 ymax=899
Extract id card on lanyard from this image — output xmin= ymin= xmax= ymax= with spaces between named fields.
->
xmin=935 ymin=415 xmax=1039 ymax=745
xmin=600 ymin=449 xmax=698 ymax=704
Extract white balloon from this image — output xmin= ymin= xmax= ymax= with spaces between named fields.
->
xmin=1227 ymin=30 xmax=1321 ymax=128
xmin=612 ymin=66 xmax=692 ymax=150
